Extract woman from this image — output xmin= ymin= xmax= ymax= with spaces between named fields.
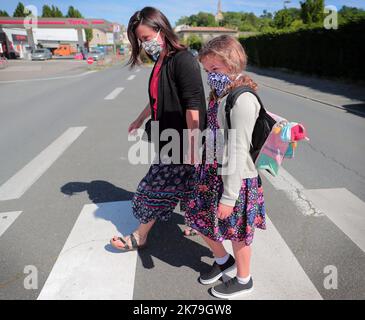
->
xmin=110 ymin=7 xmax=206 ymax=251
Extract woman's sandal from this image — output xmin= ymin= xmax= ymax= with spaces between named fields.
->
xmin=110 ymin=233 xmax=147 ymax=252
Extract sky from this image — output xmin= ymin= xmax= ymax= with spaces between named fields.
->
xmin=2 ymin=0 xmax=365 ymax=26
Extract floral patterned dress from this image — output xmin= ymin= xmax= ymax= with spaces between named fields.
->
xmin=185 ymin=99 xmax=266 ymax=246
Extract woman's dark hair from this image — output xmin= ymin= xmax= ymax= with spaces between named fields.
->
xmin=127 ymin=7 xmax=185 ymax=67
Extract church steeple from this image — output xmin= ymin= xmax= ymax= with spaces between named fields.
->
xmin=215 ymin=0 xmax=223 ymax=22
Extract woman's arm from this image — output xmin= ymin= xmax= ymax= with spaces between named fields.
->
xmin=186 ymin=109 xmax=200 ymax=164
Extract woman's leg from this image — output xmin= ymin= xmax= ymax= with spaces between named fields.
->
xmin=231 ymin=241 xmax=251 ymax=278
xmin=134 ymin=219 xmax=156 ymax=243
xmin=111 ymin=219 xmax=155 ymax=249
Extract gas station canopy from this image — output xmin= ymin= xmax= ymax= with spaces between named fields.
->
xmin=0 ymin=17 xmax=114 ymax=32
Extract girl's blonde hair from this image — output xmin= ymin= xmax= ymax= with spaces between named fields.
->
xmin=199 ymin=35 xmax=257 ymax=100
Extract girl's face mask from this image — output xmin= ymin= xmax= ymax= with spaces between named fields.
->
xmin=207 ymin=72 xmax=232 ymax=97
xmin=141 ymin=30 xmax=163 ymax=61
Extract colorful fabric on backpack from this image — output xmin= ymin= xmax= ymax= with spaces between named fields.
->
xmin=255 ymin=112 xmax=308 ymax=176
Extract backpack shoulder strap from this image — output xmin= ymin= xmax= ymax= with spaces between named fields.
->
xmin=225 ymin=86 xmax=266 ymax=129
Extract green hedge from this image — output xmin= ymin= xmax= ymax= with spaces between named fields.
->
xmin=239 ymin=20 xmax=365 ymax=81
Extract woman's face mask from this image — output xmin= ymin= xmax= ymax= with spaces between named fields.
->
xmin=207 ymin=72 xmax=232 ymax=97
xmin=141 ymin=30 xmax=163 ymax=61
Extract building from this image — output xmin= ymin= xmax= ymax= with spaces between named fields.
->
xmin=175 ymin=26 xmax=239 ymax=43
xmin=215 ymin=0 xmax=224 ymax=23
xmin=89 ymin=23 xmax=125 ymax=46
xmin=0 ymin=17 xmax=113 ymax=59
xmin=175 ymin=1 xmax=239 ymax=43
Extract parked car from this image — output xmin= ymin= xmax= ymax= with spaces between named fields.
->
xmin=86 ymin=48 xmax=105 ymax=61
xmin=188 ymin=48 xmax=199 ymax=57
xmin=54 ymin=44 xmax=77 ymax=56
xmin=31 ymin=48 xmax=52 ymax=61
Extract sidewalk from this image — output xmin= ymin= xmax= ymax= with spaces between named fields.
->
xmin=247 ymin=66 xmax=365 ymax=116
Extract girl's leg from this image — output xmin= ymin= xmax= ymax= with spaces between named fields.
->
xmin=231 ymin=241 xmax=251 ymax=278
xmin=200 ymin=234 xmax=228 ymax=258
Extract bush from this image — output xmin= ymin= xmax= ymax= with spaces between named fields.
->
xmin=240 ymin=19 xmax=365 ymax=81
xmin=186 ymin=34 xmax=203 ymax=51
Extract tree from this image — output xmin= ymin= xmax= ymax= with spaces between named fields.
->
xmin=42 ymin=5 xmax=52 ymax=17
xmin=300 ymin=0 xmax=324 ymax=25
xmin=176 ymin=16 xmax=190 ymax=26
xmin=13 ymin=2 xmax=27 ymax=17
xmin=260 ymin=10 xmax=273 ymax=20
xmin=85 ymin=29 xmax=93 ymax=44
xmin=43 ymin=5 xmax=63 ymax=17
xmin=338 ymin=6 xmax=365 ymax=24
xmin=176 ymin=12 xmax=217 ymax=27
xmin=66 ymin=6 xmax=82 ymax=18
xmin=274 ymin=8 xmax=301 ymax=29
xmin=0 ymin=10 xmax=10 ymax=16
xmin=51 ymin=5 xmax=63 ymax=17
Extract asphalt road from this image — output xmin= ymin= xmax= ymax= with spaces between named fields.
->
xmin=0 ymin=63 xmax=364 ymax=300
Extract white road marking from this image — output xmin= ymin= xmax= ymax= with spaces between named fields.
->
xmin=2 ymin=66 xmax=42 ymax=72
xmin=262 ymin=167 xmax=365 ymax=251
xmin=262 ymin=167 xmax=324 ymax=216
xmin=135 ymin=69 xmax=141 ymax=73
xmin=224 ymin=216 xmax=323 ymax=300
xmin=104 ymin=87 xmax=124 ymax=100
xmin=0 ymin=211 xmax=22 ymax=238
xmin=0 ymin=71 xmax=97 ymax=84
xmin=37 ymin=201 xmax=139 ymax=300
xmin=303 ymin=188 xmax=365 ymax=252
xmin=0 ymin=127 xmax=86 ymax=201
xmin=127 ymin=75 xmax=136 ymax=81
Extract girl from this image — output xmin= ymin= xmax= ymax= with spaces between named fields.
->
xmin=110 ymin=7 xmax=206 ymax=251
xmin=185 ymin=35 xmax=266 ymax=299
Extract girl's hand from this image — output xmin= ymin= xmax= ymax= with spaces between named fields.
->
xmin=217 ymin=203 xmax=234 ymax=220
xmin=128 ymin=118 xmax=143 ymax=134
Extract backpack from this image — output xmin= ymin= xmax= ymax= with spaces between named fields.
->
xmin=225 ymin=86 xmax=276 ymax=162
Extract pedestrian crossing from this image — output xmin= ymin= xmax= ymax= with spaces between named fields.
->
xmin=0 ymin=67 xmax=364 ymax=300
xmin=0 ymin=122 xmax=364 ymax=299
xmin=37 ymin=200 xmax=323 ymax=300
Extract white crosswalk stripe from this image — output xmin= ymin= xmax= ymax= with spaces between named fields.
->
xmin=302 ymin=188 xmax=365 ymax=252
xmin=0 ymin=127 xmax=86 ymax=201
xmin=0 ymin=211 xmax=22 ymax=238
xmin=224 ymin=216 xmax=322 ymax=300
xmin=37 ymin=201 xmax=139 ymax=300
xmin=262 ymin=167 xmax=324 ymax=217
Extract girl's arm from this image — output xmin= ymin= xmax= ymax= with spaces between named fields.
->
xmin=220 ymin=93 xmax=260 ymax=208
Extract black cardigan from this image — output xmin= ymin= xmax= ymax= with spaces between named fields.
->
xmin=148 ymin=49 xmax=207 ymax=163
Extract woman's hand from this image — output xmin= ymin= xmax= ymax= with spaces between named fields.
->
xmin=129 ymin=104 xmax=151 ymax=134
xmin=217 ymin=203 xmax=234 ymax=220
xmin=128 ymin=118 xmax=143 ymax=134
